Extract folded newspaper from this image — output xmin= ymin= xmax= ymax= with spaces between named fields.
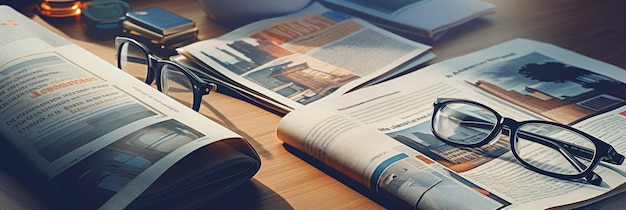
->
xmin=177 ymin=2 xmax=435 ymax=114
xmin=277 ymin=38 xmax=626 ymax=209
xmin=0 ymin=6 xmax=260 ymax=209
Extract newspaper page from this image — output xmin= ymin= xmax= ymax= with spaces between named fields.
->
xmin=178 ymin=2 xmax=432 ymax=113
xmin=277 ymin=38 xmax=626 ymax=209
xmin=0 ymin=6 xmax=259 ymax=209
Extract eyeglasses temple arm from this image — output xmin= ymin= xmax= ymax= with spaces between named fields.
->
xmin=518 ymin=131 xmax=624 ymax=165
xmin=517 ymin=131 xmax=623 ymax=165
xmin=586 ymin=172 xmax=603 ymax=186
xmin=458 ymin=121 xmax=588 ymax=172
xmin=518 ymin=131 xmax=592 ymax=156
xmin=460 ymin=120 xmax=623 ymax=165
xmin=455 ymin=117 xmax=609 ymax=185
xmin=520 ymin=131 xmax=591 ymax=171
xmin=603 ymin=147 xmax=625 ymax=165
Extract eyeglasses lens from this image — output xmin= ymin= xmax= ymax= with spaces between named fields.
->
xmin=119 ymin=42 xmax=151 ymax=84
xmin=432 ymin=102 xmax=498 ymax=145
xmin=161 ymin=64 xmax=195 ymax=108
xmin=515 ymin=123 xmax=596 ymax=176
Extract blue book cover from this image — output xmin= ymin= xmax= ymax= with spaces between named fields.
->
xmin=126 ymin=6 xmax=195 ymax=35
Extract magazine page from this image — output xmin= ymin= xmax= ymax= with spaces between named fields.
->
xmin=174 ymin=52 xmax=435 ymax=115
xmin=0 ymin=6 xmax=259 ymax=209
xmin=178 ymin=2 xmax=432 ymax=113
xmin=319 ymin=0 xmax=495 ymax=39
xmin=277 ymin=38 xmax=626 ymax=209
xmin=170 ymin=55 xmax=294 ymax=114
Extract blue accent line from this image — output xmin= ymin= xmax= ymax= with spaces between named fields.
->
xmin=370 ymin=153 xmax=409 ymax=191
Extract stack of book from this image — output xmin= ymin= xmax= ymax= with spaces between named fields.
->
xmin=121 ymin=6 xmax=198 ymax=55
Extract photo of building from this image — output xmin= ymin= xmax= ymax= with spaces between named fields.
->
xmin=389 ymin=122 xmax=509 ymax=173
xmin=202 ymin=39 xmax=294 ymax=75
xmin=245 ymin=58 xmax=359 ymax=105
xmin=52 ymin=120 xmax=204 ymax=208
xmin=464 ymin=52 xmax=626 ymax=124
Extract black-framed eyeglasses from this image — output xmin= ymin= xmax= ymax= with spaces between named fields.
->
xmin=114 ymin=36 xmax=216 ymax=111
xmin=430 ymin=98 xmax=624 ymax=185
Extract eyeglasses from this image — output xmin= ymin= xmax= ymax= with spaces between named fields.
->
xmin=430 ymin=98 xmax=624 ymax=185
xmin=114 ymin=36 xmax=216 ymax=111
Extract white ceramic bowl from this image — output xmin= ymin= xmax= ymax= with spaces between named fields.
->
xmin=198 ymin=0 xmax=311 ymax=25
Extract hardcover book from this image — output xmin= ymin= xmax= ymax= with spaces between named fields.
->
xmin=122 ymin=20 xmax=198 ymax=42
xmin=126 ymin=6 xmax=195 ymax=35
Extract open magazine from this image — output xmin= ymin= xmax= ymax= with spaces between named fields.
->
xmin=0 ymin=6 xmax=260 ymax=209
xmin=277 ymin=38 xmax=626 ymax=209
xmin=177 ymin=2 xmax=435 ymax=114
xmin=318 ymin=0 xmax=496 ymax=42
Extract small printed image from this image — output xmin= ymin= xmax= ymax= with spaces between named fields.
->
xmin=244 ymin=56 xmax=359 ymax=105
xmin=463 ymin=52 xmax=626 ymax=125
xmin=389 ymin=121 xmax=509 ymax=173
xmin=38 ymin=103 xmax=157 ymax=162
xmin=201 ymin=38 xmax=294 ymax=75
xmin=52 ymin=119 xmax=203 ymax=209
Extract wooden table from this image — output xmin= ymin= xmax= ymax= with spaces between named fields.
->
xmin=2 ymin=0 xmax=626 ymax=209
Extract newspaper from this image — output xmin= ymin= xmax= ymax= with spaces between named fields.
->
xmin=277 ymin=38 xmax=626 ymax=209
xmin=0 ymin=6 xmax=260 ymax=209
xmin=178 ymin=2 xmax=434 ymax=114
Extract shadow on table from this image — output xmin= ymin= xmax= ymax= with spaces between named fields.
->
xmin=0 ymin=138 xmax=60 ymax=209
xmin=283 ymin=144 xmax=412 ymax=210
xmin=202 ymin=178 xmax=292 ymax=210
xmin=0 ymin=137 xmax=290 ymax=210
